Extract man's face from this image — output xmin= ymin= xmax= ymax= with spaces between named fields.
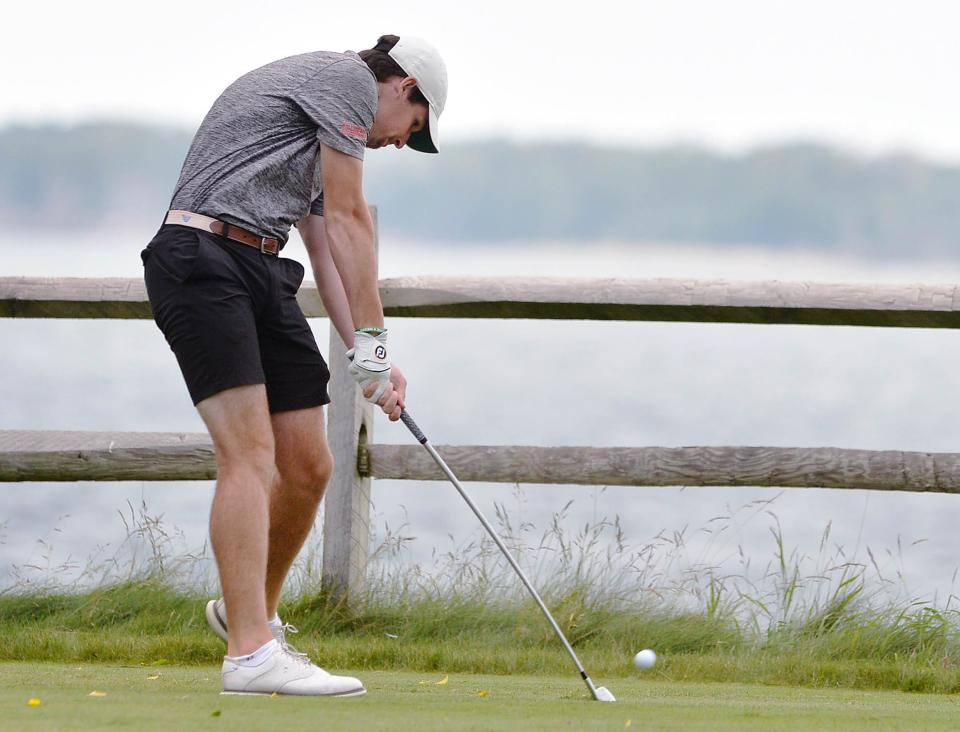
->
xmin=368 ymin=76 xmax=429 ymax=150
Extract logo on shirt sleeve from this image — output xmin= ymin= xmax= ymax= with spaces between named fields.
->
xmin=340 ymin=122 xmax=368 ymax=142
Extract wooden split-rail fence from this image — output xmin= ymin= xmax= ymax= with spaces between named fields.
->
xmin=4 ymin=221 xmax=960 ymax=599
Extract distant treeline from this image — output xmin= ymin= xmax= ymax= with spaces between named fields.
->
xmin=0 ymin=124 xmax=190 ymax=229
xmin=2 ymin=122 xmax=959 ymax=255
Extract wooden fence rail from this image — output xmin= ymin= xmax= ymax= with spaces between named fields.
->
xmin=5 ymin=244 xmax=960 ymax=600
xmin=3 ymin=431 xmax=960 ymax=494
xmin=4 ymin=275 xmax=960 ymax=328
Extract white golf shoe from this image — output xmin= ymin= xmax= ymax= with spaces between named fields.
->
xmin=221 ymin=646 xmax=366 ymax=697
xmin=208 ymin=599 xmax=365 ymax=697
xmin=205 ymin=599 xmax=230 ymax=644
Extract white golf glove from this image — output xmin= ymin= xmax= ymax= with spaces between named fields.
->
xmin=346 ymin=330 xmax=392 ymax=403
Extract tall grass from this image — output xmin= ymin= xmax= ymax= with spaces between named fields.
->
xmin=3 ymin=490 xmax=960 ymax=692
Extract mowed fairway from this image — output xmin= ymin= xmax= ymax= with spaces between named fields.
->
xmin=3 ymin=663 xmax=960 ymax=731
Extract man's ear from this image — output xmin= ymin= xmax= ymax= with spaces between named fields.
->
xmin=400 ymin=76 xmax=420 ymax=98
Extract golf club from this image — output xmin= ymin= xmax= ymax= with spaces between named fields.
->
xmin=399 ymin=409 xmax=616 ymax=703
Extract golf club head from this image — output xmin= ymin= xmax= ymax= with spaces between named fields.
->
xmin=593 ymin=686 xmax=616 ymax=702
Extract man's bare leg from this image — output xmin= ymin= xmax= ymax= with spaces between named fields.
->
xmin=198 ymin=384 xmax=276 ymax=657
xmin=264 ymin=405 xmax=333 ymax=618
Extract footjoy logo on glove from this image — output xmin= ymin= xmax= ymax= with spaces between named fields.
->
xmin=375 ymin=345 xmax=387 ymax=360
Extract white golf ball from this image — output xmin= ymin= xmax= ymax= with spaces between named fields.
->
xmin=633 ymin=649 xmax=657 ymax=670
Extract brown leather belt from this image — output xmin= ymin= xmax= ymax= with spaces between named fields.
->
xmin=165 ymin=210 xmax=280 ymax=255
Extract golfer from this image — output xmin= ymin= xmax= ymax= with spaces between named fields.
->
xmin=140 ymin=34 xmax=447 ymax=697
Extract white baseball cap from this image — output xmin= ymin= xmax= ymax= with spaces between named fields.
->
xmin=382 ymin=36 xmax=447 ymax=153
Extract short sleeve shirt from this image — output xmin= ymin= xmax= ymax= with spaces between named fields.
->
xmin=169 ymin=51 xmax=377 ymax=244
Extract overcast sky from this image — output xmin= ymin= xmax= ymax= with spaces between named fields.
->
xmin=6 ymin=1 xmax=960 ymax=161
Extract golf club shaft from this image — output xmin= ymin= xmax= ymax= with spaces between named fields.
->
xmin=399 ymin=409 xmax=602 ymax=700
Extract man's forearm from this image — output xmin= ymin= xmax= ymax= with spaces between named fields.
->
xmin=322 ymin=207 xmax=384 ymax=329
xmin=298 ymin=214 xmax=357 ymax=348
xmin=317 ymin=269 xmax=356 ymax=349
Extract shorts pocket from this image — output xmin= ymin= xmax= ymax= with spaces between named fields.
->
xmin=142 ymin=227 xmax=203 ymax=284
xmin=275 ymin=258 xmax=307 ymax=319
xmin=280 ymin=258 xmax=306 ymax=292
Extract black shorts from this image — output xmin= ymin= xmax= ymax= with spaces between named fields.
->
xmin=141 ymin=224 xmax=330 ymax=413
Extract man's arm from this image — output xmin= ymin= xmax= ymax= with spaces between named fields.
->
xmin=298 ymin=211 xmax=357 ymax=349
xmin=311 ymin=144 xmax=406 ymax=418
xmin=298 ymin=210 xmax=408 ymax=414
xmin=319 ymin=143 xmax=383 ymax=329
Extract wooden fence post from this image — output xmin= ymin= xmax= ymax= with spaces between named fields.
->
xmin=321 ymin=207 xmax=377 ymax=604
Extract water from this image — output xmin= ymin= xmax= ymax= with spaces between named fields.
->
xmin=3 ymin=227 xmax=960 ymax=604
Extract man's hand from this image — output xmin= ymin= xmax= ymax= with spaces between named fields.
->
xmin=346 ymin=329 xmax=391 ymax=400
xmin=364 ymin=363 xmax=407 ymax=421
xmin=346 ymin=330 xmax=407 ymax=421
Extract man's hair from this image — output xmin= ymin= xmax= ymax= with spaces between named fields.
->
xmin=360 ymin=35 xmax=429 ymax=106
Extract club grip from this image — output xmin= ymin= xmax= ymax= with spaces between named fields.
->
xmin=400 ymin=410 xmax=428 ymax=444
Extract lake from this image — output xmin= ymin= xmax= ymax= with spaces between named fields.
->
xmin=3 ymin=227 xmax=960 ymax=611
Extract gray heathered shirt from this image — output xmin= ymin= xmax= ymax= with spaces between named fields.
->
xmin=169 ymin=51 xmax=377 ymax=244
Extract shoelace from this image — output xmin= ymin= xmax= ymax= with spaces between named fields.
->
xmin=275 ymin=623 xmax=311 ymax=664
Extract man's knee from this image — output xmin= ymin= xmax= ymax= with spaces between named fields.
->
xmin=300 ymin=444 xmax=334 ymax=491
xmin=198 ymin=384 xmax=276 ymax=485
xmin=217 ymin=437 xmax=276 ymax=488
xmin=280 ymin=444 xmax=333 ymax=497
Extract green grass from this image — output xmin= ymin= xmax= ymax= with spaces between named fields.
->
xmin=7 ymin=495 xmax=960 ymax=700
xmin=3 ymin=581 xmax=960 ymax=694
xmin=4 ymin=662 xmax=960 ymax=731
